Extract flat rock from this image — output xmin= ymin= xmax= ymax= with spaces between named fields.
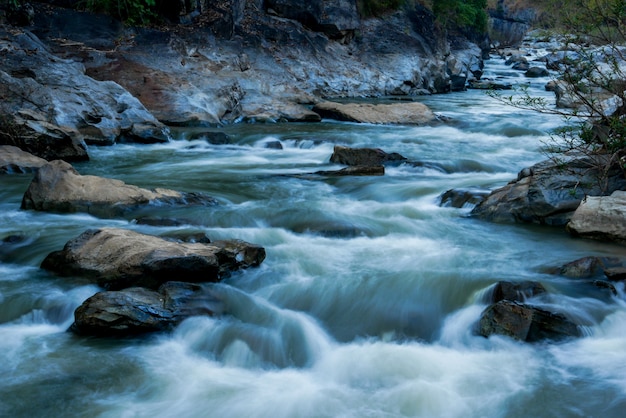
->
xmin=566 ymin=191 xmax=626 ymax=244
xmin=0 ymin=145 xmax=47 ymax=174
xmin=312 ymin=101 xmax=437 ymax=125
xmin=313 ymin=165 xmax=385 ymax=176
xmin=21 ymin=160 xmax=217 ymax=217
xmin=41 ymin=228 xmax=266 ymax=290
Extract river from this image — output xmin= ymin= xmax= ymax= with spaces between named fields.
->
xmin=1 ymin=57 xmax=625 ymax=418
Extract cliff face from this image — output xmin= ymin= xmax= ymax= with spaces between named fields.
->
xmin=4 ymin=1 xmax=487 ymax=126
xmin=488 ymin=0 xmax=537 ymax=47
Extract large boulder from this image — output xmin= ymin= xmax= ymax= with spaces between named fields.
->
xmin=0 ymin=145 xmax=47 ymax=174
xmin=0 ymin=110 xmax=89 ymax=162
xmin=471 ymin=155 xmax=626 ymax=225
xmin=0 ymin=26 xmax=168 ymax=147
xmin=329 ymin=145 xmax=406 ymax=166
xmin=312 ymin=101 xmax=438 ymax=125
xmin=21 ymin=160 xmax=217 ymax=217
xmin=566 ymin=191 xmax=626 ymax=244
xmin=478 ymin=300 xmax=581 ymax=342
xmin=41 ymin=228 xmax=266 ymax=290
xmin=489 ymin=281 xmax=546 ymax=303
xmin=71 ymin=282 xmax=220 ymax=337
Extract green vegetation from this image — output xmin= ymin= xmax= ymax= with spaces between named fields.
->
xmin=431 ymin=0 xmax=488 ymax=31
xmin=79 ymin=0 xmax=157 ymax=25
xmin=357 ymin=0 xmax=407 ymax=17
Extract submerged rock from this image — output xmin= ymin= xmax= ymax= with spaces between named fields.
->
xmin=329 ymin=145 xmax=406 ymax=166
xmin=312 ymin=101 xmax=437 ymax=125
xmin=41 ymin=228 xmax=266 ymax=290
xmin=478 ymin=300 xmax=581 ymax=342
xmin=71 ymin=282 xmax=219 ymax=337
xmin=0 ymin=145 xmax=47 ymax=174
xmin=21 ymin=160 xmax=217 ymax=217
xmin=566 ymin=191 xmax=626 ymax=244
xmin=313 ymin=165 xmax=385 ymax=176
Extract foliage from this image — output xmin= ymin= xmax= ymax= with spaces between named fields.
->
xmin=489 ymin=0 xmax=626 ymax=191
xmin=431 ymin=0 xmax=488 ymax=31
xmin=79 ymin=0 xmax=157 ymax=25
xmin=357 ymin=0 xmax=407 ymax=17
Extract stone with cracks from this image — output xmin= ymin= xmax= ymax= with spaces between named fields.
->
xmin=566 ymin=191 xmax=626 ymax=245
xmin=312 ymin=101 xmax=437 ymax=125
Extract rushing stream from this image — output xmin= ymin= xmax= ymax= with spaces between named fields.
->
xmin=1 ymin=57 xmax=626 ymax=417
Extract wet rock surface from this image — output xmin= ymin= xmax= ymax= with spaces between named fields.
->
xmin=71 ymin=282 xmax=221 ymax=337
xmin=312 ymin=101 xmax=438 ymax=125
xmin=471 ymin=155 xmax=626 ymax=225
xmin=478 ymin=300 xmax=582 ymax=342
xmin=21 ymin=160 xmax=217 ymax=217
xmin=41 ymin=228 xmax=266 ymax=290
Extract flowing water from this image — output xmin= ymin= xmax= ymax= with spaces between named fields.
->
xmin=1 ymin=58 xmax=626 ymax=417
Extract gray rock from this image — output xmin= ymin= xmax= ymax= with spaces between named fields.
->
xmin=558 ymin=256 xmax=620 ymax=278
xmin=71 ymin=282 xmax=220 ymax=337
xmin=329 ymin=145 xmax=406 ymax=166
xmin=525 ymin=67 xmax=549 ymax=77
xmin=438 ymin=187 xmax=491 ymax=208
xmin=312 ymin=101 xmax=437 ymax=125
xmin=41 ymin=228 xmax=266 ymax=290
xmin=567 ymin=191 xmax=626 ymax=244
xmin=0 ymin=110 xmax=89 ymax=162
xmin=471 ymin=155 xmax=626 ymax=225
xmin=0 ymin=26 xmax=168 ymax=147
xmin=21 ymin=160 xmax=217 ymax=217
xmin=489 ymin=281 xmax=547 ymax=303
xmin=0 ymin=145 xmax=47 ymax=174
xmin=313 ymin=165 xmax=385 ymax=176
xmin=478 ymin=300 xmax=581 ymax=342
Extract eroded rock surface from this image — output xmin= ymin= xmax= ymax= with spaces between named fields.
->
xmin=0 ymin=145 xmax=47 ymax=174
xmin=567 ymin=191 xmax=626 ymax=244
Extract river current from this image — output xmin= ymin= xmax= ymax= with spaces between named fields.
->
xmin=1 ymin=58 xmax=625 ymax=417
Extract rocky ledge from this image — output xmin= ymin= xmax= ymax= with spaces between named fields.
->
xmin=21 ymin=160 xmax=217 ymax=217
xmin=41 ymin=227 xmax=266 ymax=290
xmin=0 ymin=145 xmax=47 ymax=174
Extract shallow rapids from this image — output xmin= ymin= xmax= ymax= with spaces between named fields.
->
xmin=1 ymin=57 xmax=626 ymax=417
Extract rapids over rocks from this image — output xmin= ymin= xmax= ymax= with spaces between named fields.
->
xmin=1 ymin=58 xmax=626 ymax=417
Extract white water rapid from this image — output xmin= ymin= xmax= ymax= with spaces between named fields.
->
xmin=1 ymin=57 xmax=625 ymax=418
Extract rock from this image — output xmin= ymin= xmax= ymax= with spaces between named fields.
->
xmin=512 ymin=61 xmax=530 ymax=71
xmin=0 ymin=26 xmax=168 ymax=147
xmin=525 ymin=67 xmax=549 ymax=77
xmin=604 ymin=267 xmax=626 ymax=281
xmin=329 ymin=145 xmax=406 ymax=166
xmin=559 ymin=256 xmax=610 ymax=278
xmin=0 ymin=110 xmax=89 ymax=162
xmin=438 ymin=187 xmax=491 ymax=208
xmin=566 ymin=191 xmax=626 ymax=244
xmin=471 ymin=155 xmax=626 ymax=225
xmin=187 ymin=131 xmax=233 ymax=145
xmin=489 ymin=1 xmax=537 ymax=48
xmin=505 ymin=55 xmax=528 ymax=66
xmin=593 ymin=280 xmax=617 ymax=295
xmin=478 ymin=300 xmax=581 ymax=342
xmin=0 ymin=145 xmax=47 ymax=174
xmin=21 ymin=160 xmax=217 ymax=217
xmin=71 ymin=282 xmax=220 ymax=337
xmin=490 ymin=281 xmax=547 ymax=303
xmin=467 ymin=80 xmax=512 ymax=90
xmin=313 ymin=165 xmax=385 ymax=176
xmin=41 ymin=228 xmax=266 ymax=290
xmin=264 ymin=0 xmax=359 ymax=40
xmin=312 ymin=101 xmax=437 ymax=125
